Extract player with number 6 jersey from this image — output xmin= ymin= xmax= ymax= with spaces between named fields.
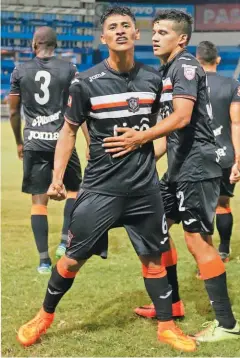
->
xmin=9 ymin=27 xmax=84 ymax=273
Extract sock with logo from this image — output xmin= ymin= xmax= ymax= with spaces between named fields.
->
xmin=31 ymin=204 xmax=51 ymax=265
xmin=61 ymin=196 xmax=76 ymax=245
xmin=198 ymin=257 xmax=236 ymax=329
xmin=204 ymin=273 xmax=236 ymax=329
xmin=161 ymin=248 xmax=180 ymax=304
xmin=216 ymin=210 xmax=233 ymax=254
xmin=43 ymin=259 xmax=77 ymax=313
xmin=142 ymin=264 xmax=172 ymax=321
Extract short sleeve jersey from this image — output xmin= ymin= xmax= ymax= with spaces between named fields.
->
xmin=206 ymin=72 xmax=240 ymax=168
xmin=65 ymin=60 xmax=162 ymax=196
xmin=10 ymin=57 xmax=77 ymax=151
xmin=159 ymin=50 xmax=222 ymax=182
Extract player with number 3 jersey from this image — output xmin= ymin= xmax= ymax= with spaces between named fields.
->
xmin=9 ymin=27 xmax=85 ymax=273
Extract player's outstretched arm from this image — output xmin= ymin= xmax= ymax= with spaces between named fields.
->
xmin=230 ymin=102 xmax=240 ymax=183
xmin=9 ymin=95 xmax=23 ymax=160
xmin=103 ymin=97 xmax=194 ymax=158
xmin=48 ymin=121 xmax=79 ymax=200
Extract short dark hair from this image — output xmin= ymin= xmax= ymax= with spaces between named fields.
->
xmin=196 ymin=41 xmax=218 ymax=64
xmin=100 ymin=6 xmax=136 ymax=27
xmin=34 ymin=26 xmax=57 ymax=49
xmin=153 ymin=9 xmax=193 ymax=44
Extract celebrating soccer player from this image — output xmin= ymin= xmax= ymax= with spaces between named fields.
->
xmin=16 ymin=7 xmax=196 ymax=352
xmin=103 ymin=10 xmax=240 ymax=342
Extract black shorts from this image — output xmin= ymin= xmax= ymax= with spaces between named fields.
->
xmin=66 ymin=190 xmax=170 ymax=261
xmin=220 ymin=167 xmax=235 ymax=197
xmin=22 ymin=150 xmax=82 ymax=195
xmin=160 ymin=175 xmax=221 ymax=235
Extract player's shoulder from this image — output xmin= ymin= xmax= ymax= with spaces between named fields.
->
xmin=69 ymin=62 xmax=106 ymax=91
xmin=137 ymin=62 xmax=162 ymax=89
xmin=173 ymin=51 xmax=205 ymax=80
xmin=175 ymin=51 xmax=203 ymax=71
xmin=77 ymin=61 xmax=106 ymax=82
xmin=138 ymin=62 xmax=161 ymax=76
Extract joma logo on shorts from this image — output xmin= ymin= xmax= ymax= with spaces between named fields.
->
xmin=28 ymin=131 xmax=59 ymax=140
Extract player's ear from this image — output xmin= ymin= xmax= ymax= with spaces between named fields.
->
xmin=100 ymin=33 xmax=106 ymax=45
xmin=216 ymin=56 xmax=221 ymax=65
xmin=178 ymin=34 xmax=188 ymax=47
xmin=135 ymin=28 xmax=140 ymax=41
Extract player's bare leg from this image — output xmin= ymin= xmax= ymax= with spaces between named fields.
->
xmin=56 ymin=191 xmax=78 ymax=259
xmin=17 ymin=255 xmax=86 ymax=346
xmin=216 ymin=196 xmax=233 ymax=262
xmin=184 ymin=231 xmax=240 ymax=342
xmin=31 ymin=193 xmax=51 ymax=273
xmin=135 ymin=220 xmax=184 ymax=320
xmin=139 ymin=255 xmax=195 ymax=352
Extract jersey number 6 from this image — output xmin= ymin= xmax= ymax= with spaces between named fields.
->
xmin=34 ymin=70 xmax=51 ymax=105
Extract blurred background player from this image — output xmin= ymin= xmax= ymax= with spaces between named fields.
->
xmin=196 ymin=41 xmax=240 ymax=262
xmin=9 ymin=27 xmax=88 ymax=273
xmin=103 ymin=9 xmax=240 ymax=342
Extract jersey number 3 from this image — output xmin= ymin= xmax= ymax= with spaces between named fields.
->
xmin=34 ymin=70 xmax=51 ymax=105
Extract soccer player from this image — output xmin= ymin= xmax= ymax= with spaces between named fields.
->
xmin=103 ymin=10 xmax=240 ymax=342
xmin=196 ymin=41 xmax=240 ymax=262
xmin=16 ymin=7 xmax=196 ymax=352
xmin=9 ymin=27 xmax=86 ymax=273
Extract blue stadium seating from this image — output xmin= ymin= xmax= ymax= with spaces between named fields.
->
xmin=98 ymin=44 xmax=240 ymax=79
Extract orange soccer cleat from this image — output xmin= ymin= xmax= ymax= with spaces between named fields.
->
xmin=17 ymin=308 xmax=54 ymax=346
xmin=134 ymin=300 xmax=185 ymax=319
xmin=158 ymin=320 xmax=196 ymax=352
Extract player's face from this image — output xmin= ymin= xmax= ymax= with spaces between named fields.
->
xmin=152 ymin=20 xmax=187 ymax=59
xmin=101 ymin=14 xmax=139 ymax=52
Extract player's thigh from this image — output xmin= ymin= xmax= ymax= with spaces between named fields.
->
xmin=160 ymin=175 xmax=180 ymax=224
xmin=22 ymin=151 xmax=53 ymax=194
xmin=63 ymin=149 xmax=82 ymax=192
xmin=220 ymin=167 xmax=235 ymax=199
xmin=177 ymin=178 xmax=221 ymax=235
xmin=122 ymin=192 xmax=170 ymax=256
xmin=66 ymin=190 xmax=124 ymax=261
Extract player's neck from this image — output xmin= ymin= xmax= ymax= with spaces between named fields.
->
xmin=36 ymin=49 xmax=55 ymax=58
xmin=202 ymin=65 xmax=217 ymax=73
xmin=107 ymin=50 xmax=135 ymax=73
xmin=160 ymin=47 xmax=185 ymax=65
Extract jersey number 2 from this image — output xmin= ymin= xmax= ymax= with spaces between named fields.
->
xmin=34 ymin=70 xmax=51 ymax=105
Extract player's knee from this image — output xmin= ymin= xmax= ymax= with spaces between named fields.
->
xmin=184 ymin=232 xmax=202 ymax=256
xmin=56 ymin=256 xmax=85 ymax=278
xmin=142 ymin=263 xmax=166 ymax=278
xmin=217 ymin=196 xmax=230 ymax=209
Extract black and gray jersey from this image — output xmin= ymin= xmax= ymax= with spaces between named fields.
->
xmin=159 ymin=50 xmax=222 ymax=182
xmin=10 ymin=56 xmax=77 ymax=151
xmin=206 ymin=72 xmax=240 ymax=168
xmin=65 ymin=60 xmax=162 ymax=197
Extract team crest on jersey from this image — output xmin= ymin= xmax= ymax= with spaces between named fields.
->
xmin=127 ymin=97 xmax=139 ymax=113
xmin=67 ymin=95 xmax=72 ymax=107
xmin=182 ymin=64 xmax=196 ymax=80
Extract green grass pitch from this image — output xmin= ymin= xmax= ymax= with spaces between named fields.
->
xmin=1 ymin=121 xmax=240 ymax=357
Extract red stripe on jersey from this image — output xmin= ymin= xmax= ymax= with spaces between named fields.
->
xmin=162 ymin=85 xmax=173 ymax=92
xmin=92 ymin=98 xmax=154 ymax=110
